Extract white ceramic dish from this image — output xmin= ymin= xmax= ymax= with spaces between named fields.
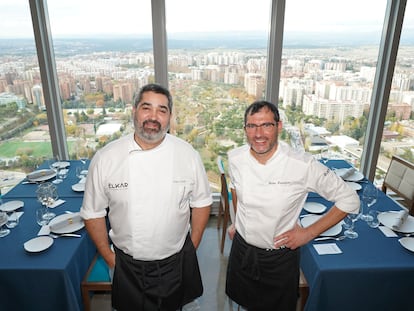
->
xmin=71 ymin=183 xmax=85 ymax=192
xmin=301 ymin=214 xmax=342 ymax=236
xmin=346 ymin=181 xmax=362 ymax=191
xmin=49 ymin=213 xmax=84 ymax=234
xmin=24 ymin=236 xmax=54 ymax=252
xmin=334 ymin=168 xmax=364 ymax=182
xmin=399 ymin=237 xmax=414 ymax=252
xmin=0 ymin=200 xmax=24 ymax=212
xmin=378 ymin=211 xmax=414 ymax=233
xmin=303 ymin=202 xmax=327 ymax=214
xmin=52 ymin=161 xmax=70 ymax=169
xmin=27 ymin=169 xmax=56 ymax=182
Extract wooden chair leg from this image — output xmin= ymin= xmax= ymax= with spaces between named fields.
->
xmin=220 ymin=204 xmax=230 ymax=253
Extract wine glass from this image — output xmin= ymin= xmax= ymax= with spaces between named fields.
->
xmin=343 ymin=213 xmax=360 ymax=239
xmin=0 ymin=211 xmax=11 ymax=237
xmin=361 ymin=185 xmax=378 ymax=221
xmin=320 ymin=147 xmax=329 ymax=165
xmin=36 ymin=183 xmax=57 ymax=220
xmin=47 ymin=156 xmax=61 ymax=184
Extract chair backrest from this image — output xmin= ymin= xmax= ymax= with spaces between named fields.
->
xmin=382 ymin=155 xmax=414 ymax=213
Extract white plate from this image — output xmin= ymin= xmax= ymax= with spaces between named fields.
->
xmin=71 ymin=183 xmax=85 ymax=192
xmin=0 ymin=200 xmax=24 ymax=212
xmin=303 ymin=202 xmax=327 ymax=214
xmin=346 ymin=182 xmax=362 ymax=191
xmin=300 ymin=214 xmax=342 ymax=236
xmin=52 ymin=161 xmax=70 ymax=169
xmin=399 ymin=237 xmax=414 ymax=252
xmin=48 ymin=213 xmax=84 ymax=234
xmin=334 ymin=168 xmax=364 ymax=182
xmin=24 ymin=236 xmax=54 ymax=253
xmin=27 ymin=169 xmax=56 ymax=182
xmin=378 ymin=211 xmax=414 ymax=233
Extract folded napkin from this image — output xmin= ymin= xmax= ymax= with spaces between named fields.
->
xmin=8 ymin=211 xmax=24 ymax=221
xmin=38 ymin=225 xmax=51 ymax=236
xmin=336 ymin=167 xmax=356 ymax=179
xmin=391 ymin=210 xmax=409 ymax=230
xmin=49 ymin=214 xmax=83 ymax=231
xmin=78 ymin=177 xmax=86 ymax=184
xmin=49 ymin=199 xmax=65 ymax=209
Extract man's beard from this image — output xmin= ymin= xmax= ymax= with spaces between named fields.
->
xmin=134 ymin=119 xmax=169 ymax=143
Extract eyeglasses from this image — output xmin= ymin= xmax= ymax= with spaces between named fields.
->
xmin=245 ymin=122 xmax=277 ymax=131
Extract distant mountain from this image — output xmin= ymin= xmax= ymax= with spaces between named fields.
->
xmin=1 ymin=30 xmax=413 ymax=56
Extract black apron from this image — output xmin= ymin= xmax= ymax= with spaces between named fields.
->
xmin=226 ymin=231 xmax=300 ymax=311
xmin=112 ymin=233 xmax=203 ymax=311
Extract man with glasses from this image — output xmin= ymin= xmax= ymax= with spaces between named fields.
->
xmin=225 ymin=100 xmax=359 ymax=310
xmin=80 ymin=83 xmax=212 ymax=311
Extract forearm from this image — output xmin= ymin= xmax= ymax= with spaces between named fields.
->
xmin=190 ymin=206 xmax=211 ymax=249
xmin=84 ymin=217 xmax=115 ymax=268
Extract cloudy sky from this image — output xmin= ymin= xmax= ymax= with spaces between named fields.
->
xmin=0 ymin=0 xmax=411 ymax=38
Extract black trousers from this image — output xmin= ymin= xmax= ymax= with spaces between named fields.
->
xmin=112 ymin=234 xmax=203 ymax=311
xmin=226 ymin=232 xmax=299 ymax=311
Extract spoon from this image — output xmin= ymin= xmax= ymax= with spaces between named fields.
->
xmin=314 ymin=235 xmax=346 ymax=242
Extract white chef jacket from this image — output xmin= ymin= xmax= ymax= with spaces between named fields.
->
xmin=228 ymin=141 xmax=360 ymax=249
xmin=80 ymin=133 xmax=212 ymax=261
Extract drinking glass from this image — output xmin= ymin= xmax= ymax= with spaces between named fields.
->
xmin=343 ymin=213 xmax=360 ymax=239
xmin=47 ymin=156 xmax=61 ymax=184
xmin=36 ymin=207 xmax=49 ymax=226
xmin=366 ymin=210 xmax=380 ymax=228
xmin=320 ymin=148 xmax=330 ymax=165
xmin=361 ymin=185 xmax=378 ymax=221
xmin=0 ymin=211 xmax=10 ymax=237
xmin=36 ymin=182 xmax=57 ymax=220
xmin=57 ymin=167 xmax=68 ymax=182
xmin=6 ymin=211 xmax=19 ymax=228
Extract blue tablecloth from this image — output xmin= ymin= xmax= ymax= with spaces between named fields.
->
xmin=6 ymin=160 xmax=88 ymax=198
xmin=301 ymin=160 xmax=414 ymax=311
xmin=0 ymin=163 xmax=95 ymax=311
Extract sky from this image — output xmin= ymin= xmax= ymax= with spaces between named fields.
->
xmin=0 ymin=0 xmax=412 ymax=39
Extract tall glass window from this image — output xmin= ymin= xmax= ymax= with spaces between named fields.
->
xmin=282 ymin=0 xmax=387 ymax=173
xmin=0 ymin=0 xmax=47 ymax=193
xmin=377 ymin=1 xmax=414 ymax=185
xmin=47 ymin=0 xmax=153 ymax=161
xmin=166 ymin=0 xmax=271 ymax=191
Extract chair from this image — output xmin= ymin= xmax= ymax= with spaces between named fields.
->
xmin=81 ymin=253 xmax=112 ymax=311
xmin=381 ymin=155 xmax=414 ymax=215
xmin=298 ymin=268 xmax=309 ymax=311
xmin=217 ymin=156 xmax=232 ymax=253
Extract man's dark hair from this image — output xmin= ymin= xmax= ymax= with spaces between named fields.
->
xmin=134 ymin=83 xmax=173 ymax=112
xmin=244 ymin=100 xmax=280 ymax=125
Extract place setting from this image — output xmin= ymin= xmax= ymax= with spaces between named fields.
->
xmin=25 ymin=211 xmax=84 ymax=253
xmin=375 ymin=209 xmax=414 ymax=252
xmin=0 ymin=199 xmax=24 ymax=235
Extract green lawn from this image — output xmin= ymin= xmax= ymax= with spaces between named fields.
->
xmin=0 ymin=141 xmax=52 ymax=158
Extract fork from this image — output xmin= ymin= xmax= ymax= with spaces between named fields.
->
xmin=49 ymin=233 xmax=81 ymax=239
xmin=314 ymin=235 xmax=346 ymax=242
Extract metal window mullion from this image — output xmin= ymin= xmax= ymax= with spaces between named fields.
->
xmin=360 ymin=0 xmax=406 ymax=181
xmin=266 ymin=0 xmax=285 ymax=105
xmin=151 ymin=0 xmax=169 ymax=88
xmin=29 ymin=0 xmax=69 ymax=160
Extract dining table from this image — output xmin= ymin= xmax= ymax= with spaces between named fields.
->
xmin=0 ymin=160 xmax=96 ymax=311
xmin=300 ymin=159 xmax=414 ymax=311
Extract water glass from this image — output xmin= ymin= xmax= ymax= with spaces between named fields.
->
xmin=57 ymin=168 xmax=68 ymax=182
xmin=36 ymin=207 xmax=49 ymax=226
xmin=366 ymin=210 xmax=380 ymax=228
xmin=6 ymin=211 xmax=19 ymax=228
xmin=0 ymin=211 xmax=11 ymax=237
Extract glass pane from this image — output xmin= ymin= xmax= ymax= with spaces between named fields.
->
xmin=377 ymin=2 xmax=414 ymax=186
xmin=0 ymin=1 xmax=48 ymax=193
xmin=166 ymin=0 xmax=271 ymax=193
xmin=282 ymin=0 xmax=387 ymax=170
xmin=47 ymin=0 xmax=153 ymax=162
